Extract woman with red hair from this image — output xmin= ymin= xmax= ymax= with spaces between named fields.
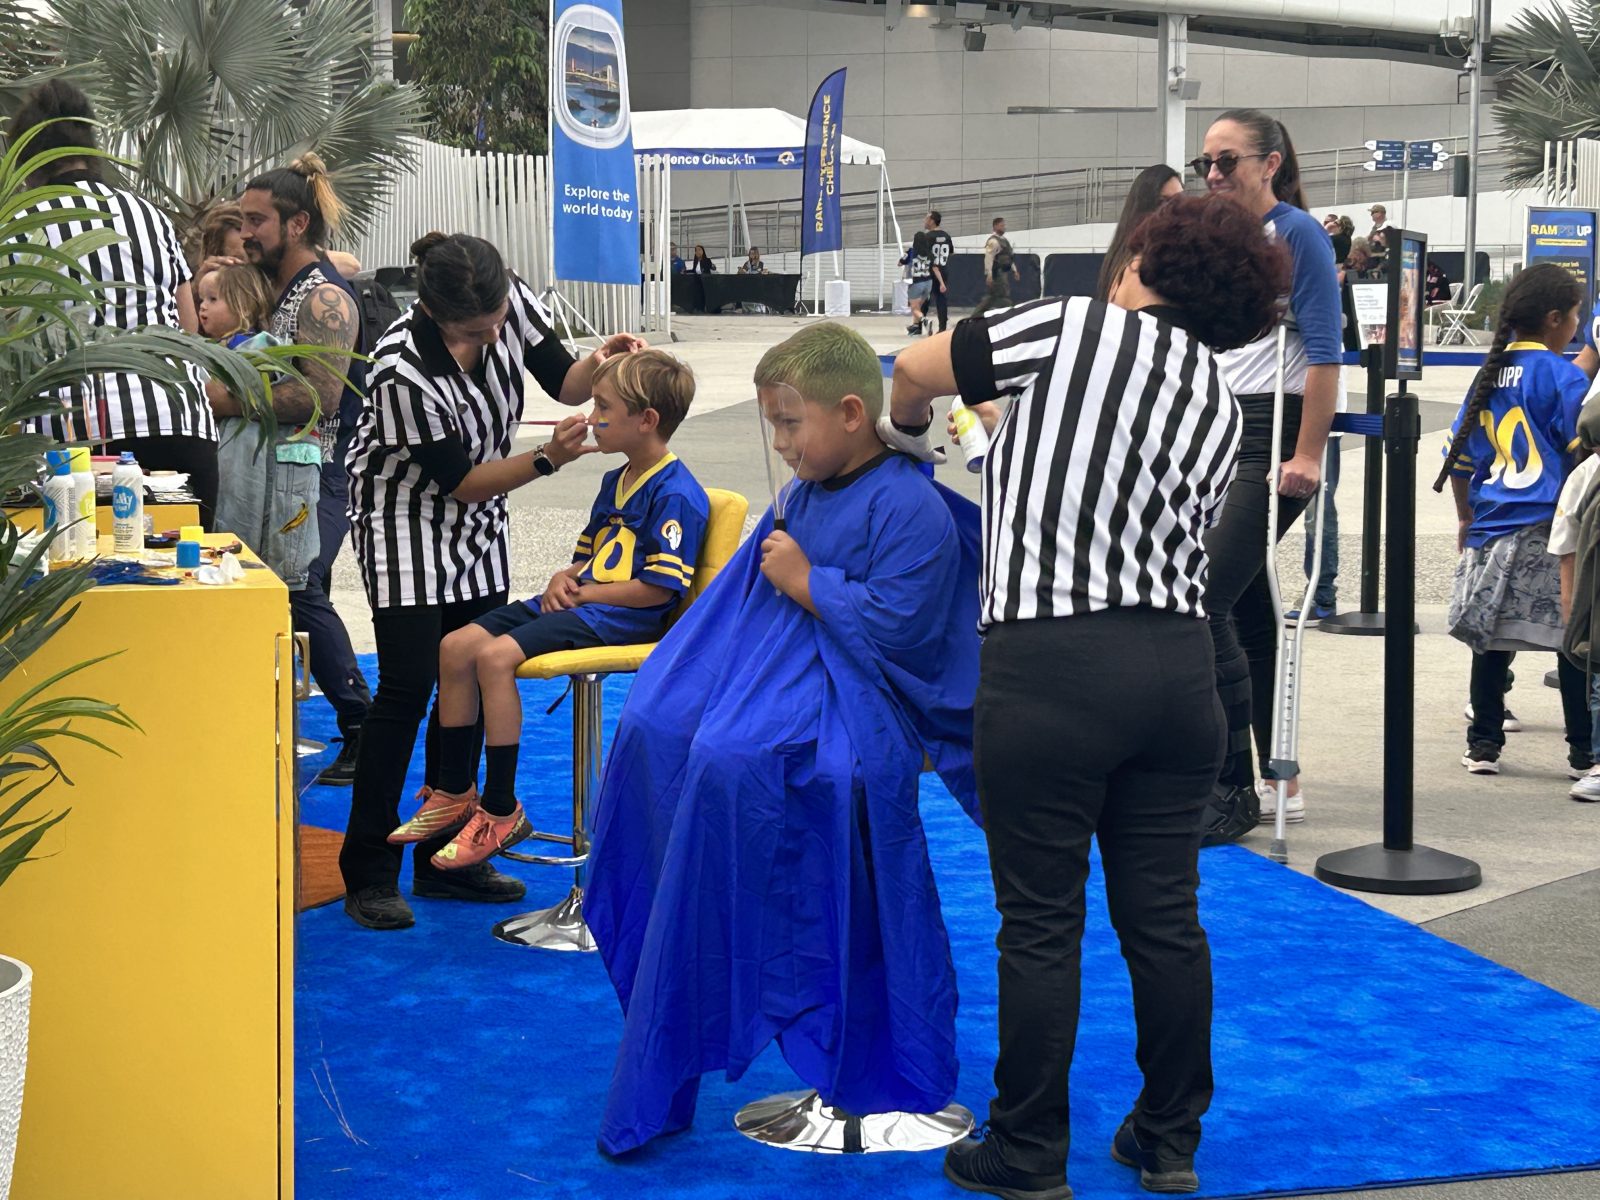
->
xmin=886 ymin=193 xmax=1290 ymax=1200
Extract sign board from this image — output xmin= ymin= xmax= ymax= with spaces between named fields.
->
xmin=1351 ymin=282 xmax=1388 ymax=350
xmin=1525 ymin=205 xmax=1598 ymax=353
xmin=1391 ymin=231 xmax=1426 ymax=380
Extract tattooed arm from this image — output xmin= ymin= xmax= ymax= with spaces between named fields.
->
xmin=207 ymin=283 xmax=357 ymax=422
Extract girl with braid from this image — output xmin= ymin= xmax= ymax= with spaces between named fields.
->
xmin=1437 ymin=263 xmax=1593 ymax=776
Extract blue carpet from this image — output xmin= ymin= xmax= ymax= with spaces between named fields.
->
xmin=294 ymin=664 xmax=1600 ymax=1199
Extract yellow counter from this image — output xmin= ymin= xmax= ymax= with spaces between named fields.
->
xmin=4 ymin=501 xmax=201 ymax=536
xmin=0 ymin=534 xmax=297 ymax=1199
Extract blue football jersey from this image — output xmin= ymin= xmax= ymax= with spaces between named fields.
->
xmin=560 ymin=453 xmax=709 ymax=643
xmin=1443 ymin=343 xmax=1587 ymax=548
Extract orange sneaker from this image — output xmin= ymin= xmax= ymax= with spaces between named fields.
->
xmin=429 ymin=802 xmax=532 ymax=870
xmin=387 ymin=785 xmax=478 ymax=845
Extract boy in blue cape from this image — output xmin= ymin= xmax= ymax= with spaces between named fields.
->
xmin=586 ymin=322 xmax=984 ymax=1156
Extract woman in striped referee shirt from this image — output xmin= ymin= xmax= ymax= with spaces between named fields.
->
xmin=339 ymin=231 xmax=642 ymax=928
xmin=887 ymin=195 xmax=1288 ymax=1199
xmin=8 ymin=82 xmax=218 ymax=524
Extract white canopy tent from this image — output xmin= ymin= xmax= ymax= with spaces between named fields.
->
xmin=632 ymin=107 xmax=906 ymax=307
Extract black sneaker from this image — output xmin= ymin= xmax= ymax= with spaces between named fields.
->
xmin=1462 ymin=741 xmax=1500 ymax=775
xmin=944 ymin=1129 xmax=1074 ymax=1200
xmin=1200 ymin=784 xmax=1259 ymax=847
xmin=412 ymin=862 xmax=527 ymax=903
xmin=314 ymin=729 xmax=360 ymax=787
xmin=1110 ymin=1119 xmax=1199 ymax=1194
xmin=344 ymin=884 xmax=414 ymax=930
xmin=907 ymin=321 xmax=923 ymax=336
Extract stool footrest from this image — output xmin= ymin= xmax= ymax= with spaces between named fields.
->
xmin=501 ymin=849 xmax=588 ymax=867
xmin=526 ymin=829 xmax=575 ymax=847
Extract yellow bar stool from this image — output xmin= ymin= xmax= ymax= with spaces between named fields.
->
xmin=492 ymin=487 xmax=750 ymax=952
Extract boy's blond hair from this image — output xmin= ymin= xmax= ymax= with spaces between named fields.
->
xmin=592 ymin=348 xmax=696 ymax=438
xmin=208 ymin=263 xmax=276 ymax=337
xmin=753 ymin=322 xmax=883 ymax=420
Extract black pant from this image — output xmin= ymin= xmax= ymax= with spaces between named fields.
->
xmin=974 ymin=273 xmax=1012 ymax=319
xmin=976 ymin=610 xmax=1219 ymax=1175
xmin=290 ymin=463 xmax=370 ymax=726
xmin=339 ymin=592 xmax=506 ymax=892
xmin=1203 ymin=392 xmax=1307 ymax=789
xmin=105 ymin=433 xmax=219 ymax=531
xmin=1469 ymin=651 xmax=1589 ymax=754
xmin=930 ymin=279 xmax=949 ymax=330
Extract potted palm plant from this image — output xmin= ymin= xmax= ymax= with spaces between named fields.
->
xmin=0 ymin=120 xmax=334 ymax=1198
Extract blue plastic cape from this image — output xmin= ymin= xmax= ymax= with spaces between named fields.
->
xmin=585 ymin=453 xmax=982 ymax=1155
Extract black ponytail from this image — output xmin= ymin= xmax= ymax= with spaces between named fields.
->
xmin=1431 ymin=261 xmax=1585 ymax=491
xmin=1215 ymin=108 xmax=1307 ymax=211
xmin=411 ymin=232 xmax=509 ymax=324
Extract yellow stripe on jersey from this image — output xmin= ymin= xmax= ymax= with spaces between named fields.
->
xmin=644 ymin=552 xmax=689 ymax=571
xmin=643 ymin=563 xmax=691 ymax=586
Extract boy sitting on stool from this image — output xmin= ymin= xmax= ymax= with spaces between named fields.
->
xmin=584 ymin=322 xmax=982 ymax=1156
xmin=388 ymin=349 xmax=707 ymax=869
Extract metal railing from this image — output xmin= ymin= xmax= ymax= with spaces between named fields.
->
xmin=673 ymin=135 xmax=1512 ymax=262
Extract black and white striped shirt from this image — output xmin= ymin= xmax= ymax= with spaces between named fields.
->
xmin=952 ymin=297 xmax=1242 ymax=628
xmin=346 ymin=276 xmax=576 ymax=609
xmin=21 ymin=179 xmax=210 ymax=443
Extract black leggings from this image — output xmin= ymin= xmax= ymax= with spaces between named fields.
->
xmin=1203 ymin=392 xmax=1306 ymax=790
xmin=105 ymin=433 xmax=219 ymax=531
xmin=976 ymin=611 xmax=1218 ymax=1174
xmin=1469 ymin=651 xmax=1589 ymax=755
xmin=339 ymin=592 xmax=507 ymax=893
xmin=930 ymin=279 xmax=949 ymax=330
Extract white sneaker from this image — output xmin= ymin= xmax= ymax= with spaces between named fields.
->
xmin=1463 ymin=703 xmax=1522 ymax=733
xmin=1255 ymin=780 xmax=1306 ymax=822
xmin=1570 ymin=766 xmax=1600 ymax=802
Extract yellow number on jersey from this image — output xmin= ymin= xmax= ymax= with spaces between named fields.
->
xmin=589 ymin=525 xmax=637 ymax=582
xmin=1478 ymin=404 xmax=1543 ymax=490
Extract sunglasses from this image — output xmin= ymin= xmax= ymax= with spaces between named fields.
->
xmin=1188 ymin=151 xmax=1270 ymax=179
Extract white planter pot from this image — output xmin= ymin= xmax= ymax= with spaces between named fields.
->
xmin=0 ymin=957 xmax=30 ymax=1200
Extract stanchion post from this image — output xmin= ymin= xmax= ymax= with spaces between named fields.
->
xmin=1314 ymin=382 xmax=1481 ymax=895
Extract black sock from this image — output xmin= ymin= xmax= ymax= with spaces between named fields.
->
xmin=435 ymin=724 xmax=478 ymax=795
xmin=480 ymin=744 xmax=521 ymax=816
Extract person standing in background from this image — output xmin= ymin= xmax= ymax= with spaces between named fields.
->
xmin=974 ymin=217 xmax=1021 ymax=318
xmin=927 ymin=211 xmax=955 ymax=333
xmin=1097 ymin=164 xmax=1183 ymax=300
xmin=1324 ymin=214 xmax=1352 ymax=265
xmin=905 ymin=224 xmax=934 ymax=336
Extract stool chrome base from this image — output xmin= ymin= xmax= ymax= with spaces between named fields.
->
xmin=491 ymin=885 xmax=595 ymax=952
xmin=733 ymin=1090 xmax=973 ymax=1154
xmin=295 ymin=736 xmax=326 ymax=757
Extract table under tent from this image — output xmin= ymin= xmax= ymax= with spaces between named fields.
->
xmin=632 ymin=107 xmax=906 ymax=310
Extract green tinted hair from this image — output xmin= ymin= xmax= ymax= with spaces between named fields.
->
xmin=753 ymin=321 xmax=883 ymax=420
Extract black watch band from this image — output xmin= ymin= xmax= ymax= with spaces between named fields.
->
xmin=532 ymin=445 xmax=557 ymax=477
xmin=891 ymin=410 xmax=933 ymax=438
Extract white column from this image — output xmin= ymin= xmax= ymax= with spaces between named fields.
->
xmin=876 ymin=166 xmax=886 ymax=310
xmin=1157 ymin=14 xmax=1189 ymax=173
xmin=374 ymin=0 xmax=395 ymax=83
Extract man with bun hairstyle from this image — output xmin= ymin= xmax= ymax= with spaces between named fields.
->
xmin=208 ymin=155 xmax=372 ymax=785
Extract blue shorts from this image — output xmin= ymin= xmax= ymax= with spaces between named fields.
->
xmin=908 ymin=279 xmax=932 ymax=301
xmin=473 ymin=602 xmax=605 ymax=660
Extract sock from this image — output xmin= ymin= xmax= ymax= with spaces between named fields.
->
xmin=435 ymin=724 xmax=478 ymax=795
xmin=480 ymin=744 xmax=521 ymax=816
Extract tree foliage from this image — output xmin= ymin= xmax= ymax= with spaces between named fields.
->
xmin=1494 ymin=0 xmax=1600 ymax=187
xmin=0 ymin=0 xmax=425 ymax=242
xmin=405 ymin=0 xmax=547 ymax=155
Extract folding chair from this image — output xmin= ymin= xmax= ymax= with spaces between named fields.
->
xmin=1436 ymin=282 xmax=1484 ymax=347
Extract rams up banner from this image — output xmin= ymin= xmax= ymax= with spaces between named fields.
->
xmin=551 ymin=0 xmax=638 ymax=285
xmin=801 ymin=69 xmax=846 ymax=257
xmin=1525 ymin=206 xmax=1597 ymax=352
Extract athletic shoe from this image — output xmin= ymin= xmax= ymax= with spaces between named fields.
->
xmin=1200 ymin=784 xmax=1259 ymax=846
xmin=1462 ymin=742 xmax=1501 ymax=775
xmin=907 ymin=321 xmax=922 ymax=336
xmin=1570 ymin=766 xmax=1600 ymax=802
xmin=1110 ymin=1119 xmax=1200 ymax=1195
xmin=387 ymin=784 xmax=477 ymax=845
xmin=313 ymin=725 xmax=361 ymax=787
xmin=1255 ymin=780 xmax=1306 ymax=823
xmin=430 ymin=801 xmax=533 ymax=870
xmin=1463 ymin=704 xmax=1522 ymax=733
xmin=1285 ymin=603 xmax=1336 ymax=622
xmin=343 ymin=885 xmax=414 ymax=930
xmin=1570 ymin=748 xmax=1595 ymax=780
xmin=944 ymin=1129 xmax=1075 ymax=1200
xmin=413 ymin=861 xmax=527 ymax=901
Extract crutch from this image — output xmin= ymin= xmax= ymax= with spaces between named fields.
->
xmin=1262 ymin=324 xmax=1329 ymax=865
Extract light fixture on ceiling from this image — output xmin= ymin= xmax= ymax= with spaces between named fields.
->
xmin=963 ymin=24 xmax=987 ymax=51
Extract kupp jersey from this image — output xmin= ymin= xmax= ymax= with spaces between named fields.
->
xmin=557 ymin=453 xmax=710 ymax=642
xmin=1444 ymin=344 xmax=1587 ymax=548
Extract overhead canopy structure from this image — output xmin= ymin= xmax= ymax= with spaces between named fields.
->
xmin=632 ymin=107 xmax=903 ymax=307
xmin=632 ymin=108 xmax=887 ymax=171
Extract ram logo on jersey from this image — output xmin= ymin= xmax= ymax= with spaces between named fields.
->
xmin=662 ymin=519 xmax=683 ymax=551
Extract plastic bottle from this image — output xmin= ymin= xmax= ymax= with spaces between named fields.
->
xmin=949 ymin=398 xmax=990 ymax=474
xmin=69 ymin=447 xmax=96 ymax=559
xmin=42 ymin=451 xmax=75 ymax=563
xmin=112 ymin=451 xmax=145 ymax=554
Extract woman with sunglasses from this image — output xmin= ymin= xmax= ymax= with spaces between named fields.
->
xmin=1188 ymin=109 xmax=1342 ymax=841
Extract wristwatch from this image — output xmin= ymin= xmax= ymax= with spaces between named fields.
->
xmin=531 ymin=444 xmax=558 ymax=477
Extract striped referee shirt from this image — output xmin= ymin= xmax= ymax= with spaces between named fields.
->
xmin=951 ymin=297 xmax=1242 ymax=628
xmin=345 ymin=276 xmax=576 ymax=609
xmin=21 ymin=177 xmax=211 ymax=444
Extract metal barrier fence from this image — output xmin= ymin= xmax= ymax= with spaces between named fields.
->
xmin=346 ymin=138 xmax=674 ymax=337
